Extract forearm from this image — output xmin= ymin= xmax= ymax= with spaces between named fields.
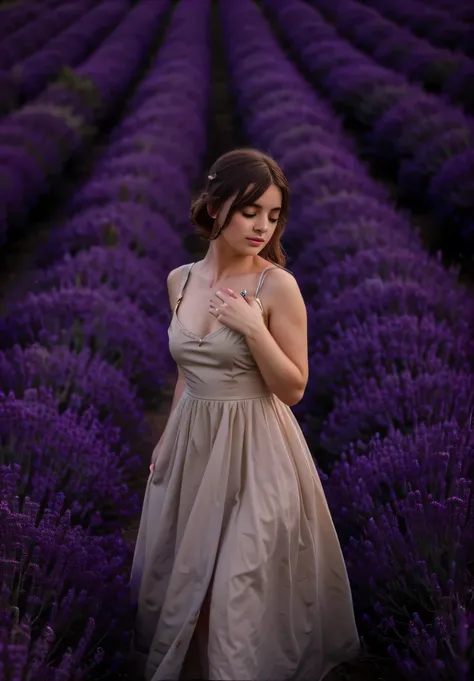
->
xmin=245 ymin=322 xmax=307 ymax=406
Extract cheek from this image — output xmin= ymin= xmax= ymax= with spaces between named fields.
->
xmin=222 ymin=215 xmax=247 ymax=241
xmin=267 ymin=222 xmax=278 ymax=241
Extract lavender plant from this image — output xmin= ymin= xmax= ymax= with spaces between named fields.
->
xmin=35 ymin=246 xmax=169 ymax=319
xmin=0 ymin=344 xmax=147 ymax=448
xmin=0 ymin=463 xmax=133 ymax=677
xmin=0 ymin=288 xmax=170 ymax=403
xmin=309 ymin=0 xmax=474 ymax=111
xmin=36 ymin=203 xmax=184 ymax=270
xmin=0 ymin=0 xmax=171 ymax=243
xmin=221 ymin=0 xmax=474 ymax=676
xmin=262 ymin=0 xmax=474 ymax=253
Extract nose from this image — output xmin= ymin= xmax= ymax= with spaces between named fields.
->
xmin=254 ymin=214 xmax=269 ymax=233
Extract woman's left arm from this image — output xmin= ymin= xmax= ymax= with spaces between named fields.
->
xmin=245 ymin=270 xmax=308 ymax=406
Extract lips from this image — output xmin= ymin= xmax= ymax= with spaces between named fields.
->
xmin=246 ymin=237 xmax=264 ymax=244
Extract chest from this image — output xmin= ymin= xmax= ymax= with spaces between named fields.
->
xmin=169 ymin=317 xmax=257 ymax=377
xmin=176 ymin=276 xmax=260 ymax=340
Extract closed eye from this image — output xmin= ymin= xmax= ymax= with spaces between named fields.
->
xmin=242 ymin=211 xmax=279 ymax=223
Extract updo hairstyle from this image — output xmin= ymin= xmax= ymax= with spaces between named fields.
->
xmin=189 ymin=148 xmax=290 ymax=266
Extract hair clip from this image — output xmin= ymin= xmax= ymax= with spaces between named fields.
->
xmin=208 ymin=173 xmax=216 ymax=180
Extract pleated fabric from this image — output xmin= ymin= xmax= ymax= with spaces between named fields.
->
xmin=130 ymin=266 xmax=360 ymax=680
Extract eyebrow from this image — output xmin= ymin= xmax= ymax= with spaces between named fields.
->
xmin=247 ymin=202 xmax=281 ymax=211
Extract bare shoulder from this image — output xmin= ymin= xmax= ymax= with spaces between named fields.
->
xmin=263 ymin=267 xmax=304 ymax=308
xmin=167 ymin=263 xmax=191 ymax=287
xmin=167 ymin=263 xmax=193 ymax=307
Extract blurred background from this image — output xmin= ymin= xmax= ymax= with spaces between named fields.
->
xmin=0 ymin=0 xmax=473 ymax=679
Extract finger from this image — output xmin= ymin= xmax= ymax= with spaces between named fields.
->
xmin=216 ymin=289 xmax=238 ymax=302
xmin=222 ymin=288 xmax=238 ymax=299
xmin=209 ymin=303 xmax=224 ymax=317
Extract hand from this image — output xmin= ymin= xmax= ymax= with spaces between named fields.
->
xmin=149 ymin=440 xmax=166 ymax=482
xmin=209 ymin=288 xmax=265 ymax=338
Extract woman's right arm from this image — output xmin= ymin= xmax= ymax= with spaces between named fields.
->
xmin=149 ymin=265 xmax=188 ymax=472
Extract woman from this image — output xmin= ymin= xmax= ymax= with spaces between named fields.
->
xmin=130 ymin=148 xmax=360 ymax=680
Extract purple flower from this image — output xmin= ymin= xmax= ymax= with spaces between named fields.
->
xmin=34 ymin=245 xmax=169 ymax=319
xmin=14 ymin=0 xmax=129 ymax=102
xmin=262 ymin=0 xmax=474 ymax=249
xmin=362 ymin=0 xmax=473 ymax=54
xmin=326 ymin=422 xmax=474 ymax=533
xmin=68 ymin=175 xmax=189 ymax=233
xmin=0 ymin=343 xmax=147 ymax=448
xmin=0 ymin=287 xmax=170 ymax=402
xmin=36 ymin=202 xmax=184 ymax=270
xmin=0 ymin=463 xmax=134 ymax=676
xmin=320 ymin=0 xmax=471 ymax=106
xmin=310 ymin=277 xmax=470 ymax=342
xmin=222 ymin=3 xmax=474 ymax=676
xmin=320 ymin=368 xmax=474 ymax=456
xmin=2 ymin=2 xmax=94 ymax=71
xmin=75 ymin=0 xmax=172 ymax=112
xmin=305 ymin=311 xmax=471 ymax=410
xmin=0 ymin=393 xmax=138 ymax=524
xmin=398 ymin=127 xmax=474 ymax=198
xmin=0 ymin=0 xmax=175 ymax=239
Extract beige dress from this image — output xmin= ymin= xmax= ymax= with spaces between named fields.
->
xmin=130 ymin=264 xmax=360 ymax=681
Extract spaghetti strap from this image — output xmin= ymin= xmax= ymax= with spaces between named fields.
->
xmin=255 ymin=263 xmax=293 ymax=298
xmin=255 ymin=265 xmax=272 ymax=298
xmin=174 ymin=262 xmax=195 ymax=313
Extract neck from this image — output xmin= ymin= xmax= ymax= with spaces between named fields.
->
xmin=201 ymin=241 xmax=257 ymax=286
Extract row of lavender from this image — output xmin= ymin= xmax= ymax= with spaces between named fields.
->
xmin=0 ymin=0 xmax=210 ymax=677
xmin=0 ymin=1 xmax=94 ymax=72
xmin=418 ymin=0 xmax=474 ymax=22
xmin=0 ymin=0 xmax=133 ymax=112
xmin=222 ymin=0 xmax=473 ymax=678
xmin=0 ymin=0 xmax=165 ymax=246
xmin=0 ymin=0 xmax=65 ymax=39
xmin=0 ymin=0 xmax=91 ymax=114
xmin=363 ymin=0 xmax=474 ymax=50
xmin=415 ymin=0 xmax=474 ymax=23
xmin=262 ymin=0 xmax=474 ymax=258
xmin=307 ymin=0 xmax=474 ymax=112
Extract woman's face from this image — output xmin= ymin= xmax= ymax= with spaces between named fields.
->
xmin=210 ymin=184 xmax=282 ymax=256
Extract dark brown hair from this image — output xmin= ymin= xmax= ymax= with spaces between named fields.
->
xmin=190 ymin=148 xmax=290 ymax=266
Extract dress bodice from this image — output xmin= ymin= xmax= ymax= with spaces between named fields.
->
xmin=167 ymin=263 xmax=273 ymax=401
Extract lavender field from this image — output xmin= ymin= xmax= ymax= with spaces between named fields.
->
xmin=0 ymin=0 xmax=473 ymax=679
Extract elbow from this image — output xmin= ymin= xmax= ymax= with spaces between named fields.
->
xmin=285 ymin=391 xmax=305 ymax=407
xmin=278 ymin=381 xmax=307 ymax=407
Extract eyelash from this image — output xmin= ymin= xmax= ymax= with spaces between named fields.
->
xmin=242 ymin=212 xmax=279 ymax=223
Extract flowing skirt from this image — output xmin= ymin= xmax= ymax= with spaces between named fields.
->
xmin=130 ymin=392 xmax=360 ymax=680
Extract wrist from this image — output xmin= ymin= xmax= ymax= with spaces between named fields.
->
xmin=245 ymin=317 xmax=266 ymax=343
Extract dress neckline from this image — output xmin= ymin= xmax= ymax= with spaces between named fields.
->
xmin=174 ymin=313 xmax=228 ymax=344
xmin=173 ymin=262 xmax=273 ymax=343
